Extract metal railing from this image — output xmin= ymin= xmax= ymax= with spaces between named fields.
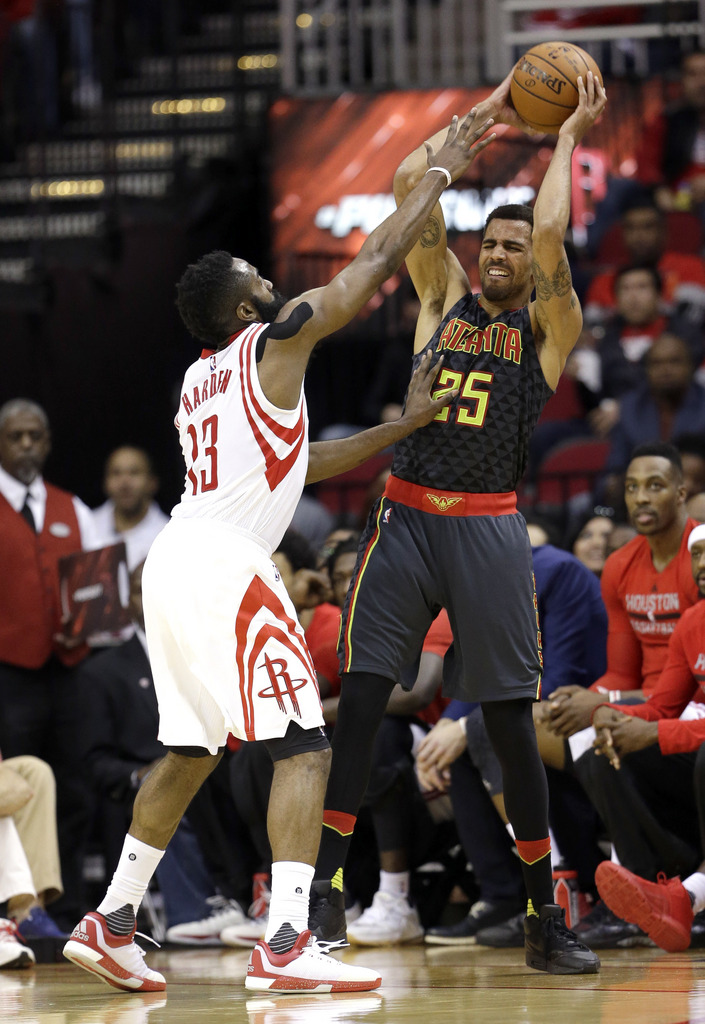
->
xmin=484 ymin=0 xmax=705 ymax=81
xmin=279 ymin=0 xmax=485 ymax=93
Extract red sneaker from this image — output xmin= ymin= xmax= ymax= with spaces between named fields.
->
xmin=596 ymin=862 xmax=694 ymax=952
xmin=246 ymin=929 xmax=381 ymax=993
xmin=63 ymin=912 xmax=166 ymax=991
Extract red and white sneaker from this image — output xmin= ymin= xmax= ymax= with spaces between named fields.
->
xmin=596 ymin=862 xmax=694 ymax=952
xmin=63 ymin=912 xmax=166 ymax=992
xmin=245 ymin=929 xmax=381 ymax=993
xmin=0 ymin=918 xmax=35 ymax=969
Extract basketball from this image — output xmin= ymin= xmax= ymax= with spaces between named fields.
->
xmin=510 ymin=42 xmax=603 ymax=134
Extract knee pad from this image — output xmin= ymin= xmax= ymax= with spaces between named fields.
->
xmin=264 ymin=722 xmax=330 ymax=763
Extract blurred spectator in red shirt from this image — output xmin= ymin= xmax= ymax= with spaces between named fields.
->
xmin=585 ymin=196 xmax=705 ymax=330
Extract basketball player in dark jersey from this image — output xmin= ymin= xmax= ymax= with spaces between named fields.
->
xmin=310 ymin=71 xmax=607 ymax=974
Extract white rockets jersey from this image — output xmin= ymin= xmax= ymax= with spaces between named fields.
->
xmin=171 ymin=322 xmax=309 ymax=553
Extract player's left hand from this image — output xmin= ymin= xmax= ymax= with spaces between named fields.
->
xmin=400 ymin=353 xmax=457 ymax=430
xmin=559 ymin=71 xmax=607 ymax=143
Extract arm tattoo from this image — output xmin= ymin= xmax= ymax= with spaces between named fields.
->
xmin=420 ymin=216 xmax=441 ymax=249
xmin=532 ymin=256 xmax=572 ymax=301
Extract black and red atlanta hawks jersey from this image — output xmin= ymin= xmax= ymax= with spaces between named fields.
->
xmin=392 ymin=292 xmax=553 ymax=493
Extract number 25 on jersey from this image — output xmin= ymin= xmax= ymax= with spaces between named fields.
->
xmin=432 ymin=369 xmax=493 ymax=428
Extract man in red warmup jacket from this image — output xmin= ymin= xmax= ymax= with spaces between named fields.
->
xmin=591 ymin=521 xmax=705 ymax=952
xmin=537 ymin=441 xmax=699 ymax=749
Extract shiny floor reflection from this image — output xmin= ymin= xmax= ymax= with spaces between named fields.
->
xmin=5 ymin=943 xmax=705 ymax=1024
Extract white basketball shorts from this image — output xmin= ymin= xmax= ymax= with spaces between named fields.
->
xmin=142 ymin=517 xmax=324 ymax=753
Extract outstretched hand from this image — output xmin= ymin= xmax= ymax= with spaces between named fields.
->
xmin=425 ymin=109 xmax=496 ymax=184
xmin=559 ymin=71 xmax=607 ymax=144
xmin=400 ymin=353 xmax=457 ymax=430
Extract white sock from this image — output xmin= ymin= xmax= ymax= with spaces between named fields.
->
xmin=265 ymin=861 xmax=314 ymax=942
xmin=97 ymin=836 xmax=164 ymax=917
xmin=683 ymin=872 xmax=705 ymax=914
xmin=379 ymin=870 xmax=410 ymax=899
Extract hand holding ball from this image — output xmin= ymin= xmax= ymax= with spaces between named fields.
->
xmin=510 ymin=42 xmax=603 ymax=134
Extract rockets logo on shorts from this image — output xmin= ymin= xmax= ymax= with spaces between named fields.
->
xmin=257 ymin=652 xmax=307 ymax=716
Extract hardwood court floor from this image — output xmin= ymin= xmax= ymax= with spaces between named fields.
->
xmin=5 ymin=943 xmax=705 ymax=1024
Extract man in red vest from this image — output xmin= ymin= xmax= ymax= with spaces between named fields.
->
xmin=0 ymin=398 xmax=97 ymax=931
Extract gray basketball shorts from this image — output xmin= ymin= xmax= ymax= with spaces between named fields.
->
xmin=338 ymin=490 xmax=542 ymax=704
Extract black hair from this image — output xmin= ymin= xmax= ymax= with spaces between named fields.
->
xmin=614 ymin=263 xmax=663 ymax=294
xmin=484 ymin=204 xmax=534 ymax=236
xmin=175 ymin=250 xmax=247 ymax=346
xmin=620 ymin=188 xmax=662 ymax=217
xmin=629 ymin=441 xmax=683 ymax=477
xmin=327 ymin=536 xmax=360 ymax=580
xmin=274 ymin=529 xmax=318 ymax=573
xmin=564 ymin=507 xmax=614 ymax=554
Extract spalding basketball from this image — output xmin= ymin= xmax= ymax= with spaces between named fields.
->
xmin=510 ymin=42 xmax=602 ymax=134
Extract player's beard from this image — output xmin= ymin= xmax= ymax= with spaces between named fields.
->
xmin=481 ymin=268 xmax=513 ymax=302
xmin=253 ymin=289 xmax=287 ymax=322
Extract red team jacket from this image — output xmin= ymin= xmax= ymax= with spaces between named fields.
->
xmin=0 ymin=484 xmax=88 ymax=668
xmin=590 ymin=520 xmax=700 ymax=698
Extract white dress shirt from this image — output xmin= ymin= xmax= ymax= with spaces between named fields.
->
xmin=0 ymin=464 xmax=99 ymax=548
xmin=91 ymin=500 xmax=169 ymax=571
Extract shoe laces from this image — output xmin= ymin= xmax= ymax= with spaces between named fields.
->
xmin=0 ymin=918 xmax=22 ymax=942
xmin=468 ymin=900 xmax=493 ymax=920
xmin=544 ymin=913 xmax=591 ymax=951
xmin=119 ymin=930 xmax=160 ymax=972
xmin=304 ymin=934 xmax=341 ymax=963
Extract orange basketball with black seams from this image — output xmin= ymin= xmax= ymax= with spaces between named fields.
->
xmin=510 ymin=41 xmax=603 ymax=134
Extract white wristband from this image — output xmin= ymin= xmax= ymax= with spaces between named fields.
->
xmin=426 ymin=166 xmax=452 ymax=188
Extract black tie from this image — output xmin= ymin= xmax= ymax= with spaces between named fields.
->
xmin=20 ymin=492 xmax=36 ymax=532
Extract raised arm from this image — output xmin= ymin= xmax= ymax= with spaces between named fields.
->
xmin=258 ymin=114 xmax=494 ymax=408
xmin=390 ymin=71 xmax=540 ymax=350
xmin=530 ymin=72 xmax=607 ymax=390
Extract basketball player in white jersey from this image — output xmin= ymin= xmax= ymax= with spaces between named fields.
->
xmin=61 ymin=111 xmax=496 ymax=994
